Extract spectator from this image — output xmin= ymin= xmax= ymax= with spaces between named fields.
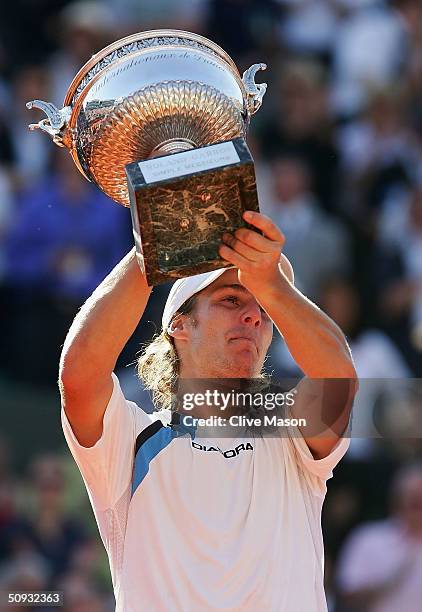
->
xmin=336 ymin=461 xmax=422 ymax=612
xmin=58 ymin=570 xmax=111 ymax=612
xmin=262 ymin=156 xmax=351 ymax=377
xmin=277 ymin=0 xmax=339 ymax=59
xmin=394 ymin=0 xmax=422 ymax=134
xmin=263 ymin=154 xmax=351 ymax=300
xmin=318 ymin=275 xmax=412 ymax=459
xmin=9 ymin=65 xmax=52 ymax=186
xmin=204 ymin=0 xmax=282 ymax=67
xmin=0 ymin=551 xmax=50 ymax=612
xmin=259 ymin=58 xmax=341 ymax=212
xmin=372 ymin=183 xmax=422 ymax=375
xmin=24 ymin=454 xmax=88 ymax=582
xmin=0 ymin=1 xmax=73 ymax=79
xmin=331 ymin=0 xmax=406 ymax=117
xmin=48 ymin=1 xmax=115 ymax=104
xmin=105 ymin=0 xmax=209 ymax=36
xmin=0 ymin=479 xmax=22 ymax=564
xmin=0 ymin=111 xmax=15 ymax=279
xmin=337 ymin=84 xmax=419 ymax=225
xmin=1 ymin=150 xmax=131 ymax=385
xmin=319 ymin=275 xmax=411 ymax=378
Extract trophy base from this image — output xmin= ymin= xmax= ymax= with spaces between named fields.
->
xmin=126 ymin=137 xmax=260 ymax=286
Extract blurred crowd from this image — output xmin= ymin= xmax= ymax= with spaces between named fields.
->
xmin=1 ymin=1 xmax=422 ymax=610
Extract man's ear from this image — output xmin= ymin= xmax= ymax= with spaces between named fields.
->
xmin=167 ymin=314 xmax=190 ymax=340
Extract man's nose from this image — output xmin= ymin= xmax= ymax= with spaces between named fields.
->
xmin=241 ymin=304 xmax=262 ymax=327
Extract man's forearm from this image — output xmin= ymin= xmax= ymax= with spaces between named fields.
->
xmin=258 ymin=275 xmax=355 ymax=379
xmin=60 ymin=247 xmax=151 ymax=384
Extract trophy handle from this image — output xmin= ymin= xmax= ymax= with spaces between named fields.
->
xmin=26 ymin=100 xmax=72 ymax=148
xmin=242 ymin=63 xmax=267 ymax=116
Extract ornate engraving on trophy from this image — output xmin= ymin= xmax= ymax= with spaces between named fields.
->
xmin=72 ymin=35 xmax=224 ymax=103
xmin=139 ymin=141 xmax=240 ymax=184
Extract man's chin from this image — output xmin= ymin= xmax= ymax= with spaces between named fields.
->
xmin=218 ymin=355 xmax=261 ymax=379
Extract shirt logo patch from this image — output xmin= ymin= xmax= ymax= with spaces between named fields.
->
xmin=191 ymin=442 xmax=254 ymax=458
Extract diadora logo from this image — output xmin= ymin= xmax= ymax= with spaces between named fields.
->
xmin=191 ymin=441 xmax=254 ymax=458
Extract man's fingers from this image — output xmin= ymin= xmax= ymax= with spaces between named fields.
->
xmin=243 ymin=211 xmax=285 ymax=243
xmin=219 ymin=244 xmax=252 ymax=269
xmin=234 ymin=228 xmax=282 ymax=253
xmin=222 ymin=233 xmax=258 ymax=261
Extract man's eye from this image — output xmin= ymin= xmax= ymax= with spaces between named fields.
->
xmin=224 ymin=296 xmax=239 ymax=305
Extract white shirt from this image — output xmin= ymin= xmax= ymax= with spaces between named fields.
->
xmin=61 ymin=373 xmax=350 ymax=611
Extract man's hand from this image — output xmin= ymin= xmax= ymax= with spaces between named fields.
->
xmin=219 ymin=210 xmax=289 ymax=296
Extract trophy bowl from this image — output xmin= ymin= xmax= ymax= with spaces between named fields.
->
xmin=27 ymin=30 xmax=267 ymax=284
xmin=26 ymin=29 xmax=267 ymax=207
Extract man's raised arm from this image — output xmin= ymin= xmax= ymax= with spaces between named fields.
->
xmin=59 ymin=247 xmax=151 ymax=447
xmin=219 ymin=211 xmax=357 ymax=459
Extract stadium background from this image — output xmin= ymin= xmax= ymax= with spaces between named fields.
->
xmin=0 ymin=1 xmax=422 ymax=610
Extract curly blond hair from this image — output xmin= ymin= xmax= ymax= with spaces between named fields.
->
xmin=136 ymin=295 xmax=197 ymax=410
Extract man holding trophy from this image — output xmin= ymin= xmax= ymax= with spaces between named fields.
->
xmin=28 ymin=30 xmax=356 ymax=611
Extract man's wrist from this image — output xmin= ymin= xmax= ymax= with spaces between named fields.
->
xmin=254 ymin=270 xmax=295 ymax=308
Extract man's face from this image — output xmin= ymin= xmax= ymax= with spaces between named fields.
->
xmin=272 ymin=158 xmax=309 ymax=205
xmin=398 ymin=472 xmax=422 ymax=531
xmin=175 ymin=269 xmax=273 ymax=378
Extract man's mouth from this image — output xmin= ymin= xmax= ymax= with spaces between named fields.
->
xmin=229 ymin=336 xmax=258 ymax=354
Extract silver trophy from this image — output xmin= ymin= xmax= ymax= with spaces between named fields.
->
xmin=27 ymin=30 xmax=267 ymax=284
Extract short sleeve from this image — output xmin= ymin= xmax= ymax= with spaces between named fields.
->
xmin=287 ymin=429 xmax=350 ymax=481
xmin=61 ymin=372 xmax=154 ymax=511
xmin=284 ymin=387 xmax=351 ymax=482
